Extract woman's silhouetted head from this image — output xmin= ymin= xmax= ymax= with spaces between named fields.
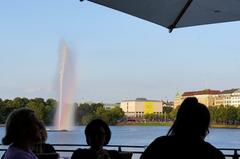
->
xmin=167 ymin=97 xmax=210 ymax=139
xmin=2 ymin=108 xmax=42 ymax=147
xmin=85 ymin=119 xmax=111 ymax=151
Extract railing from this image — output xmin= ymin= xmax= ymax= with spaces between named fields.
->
xmin=52 ymin=144 xmax=145 ymax=153
xmin=1 ymin=144 xmax=240 ymax=159
xmin=218 ymin=148 xmax=240 ymax=159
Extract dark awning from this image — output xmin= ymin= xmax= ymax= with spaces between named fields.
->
xmin=84 ymin=0 xmax=240 ymax=32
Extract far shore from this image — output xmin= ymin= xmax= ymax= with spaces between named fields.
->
xmin=116 ymin=122 xmax=240 ymax=129
xmin=1 ymin=123 xmax=240 ymax=129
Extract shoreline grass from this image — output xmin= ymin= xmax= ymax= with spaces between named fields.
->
xmin=116 ymin=122 xmax=240 ymax=128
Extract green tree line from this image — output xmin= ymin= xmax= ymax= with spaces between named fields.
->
xmin=0 ymin=97 xmax=125 ymax=125
xmin=0 ymin=97 xmax=57 ymax=124
xmin=143 ymin=105 xmax=240 ymax=125
xmin=75 ymin=103 xmax=124 ymax=125
xmin=208 ymin=105 xmax=240 ymax=125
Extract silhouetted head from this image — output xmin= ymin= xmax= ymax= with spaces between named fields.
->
xmin=85 ymin=119 xmax=111 ymax=151
xmin=167 ymin=97 xmax=210 ymax=139
xmin=38 ymin=120 xmax=48 ymax=142
xmin=2 ymin=108 xmax=43 ymax=147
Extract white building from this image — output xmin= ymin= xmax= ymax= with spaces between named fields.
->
xmin=120 ymin=98 xmax=164 ymax=117
xmin=222 ymin=89 xmax=240 ymax=107
xmin=174 ymin=88 xmax=240 ymax=108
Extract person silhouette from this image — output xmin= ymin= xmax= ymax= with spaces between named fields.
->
xmin=32 ymin=122 xmax=59 ymax=159
xmin=71 ymin=119 xmax=122 ymax=159
xmin=1 ymin=108 xmax=43 ymax=159
xmin=140 ymin=97 xmax=225 ymax=159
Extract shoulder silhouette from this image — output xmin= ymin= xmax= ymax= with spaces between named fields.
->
xmin=140 ymin=97 xmax=225 ymax=159
xmin=1 ymin=108 xmax=42 ymax=159
xmin=71 ymin=119 xmax=122 ymax=159
xmin=32 ymin=122 xmax=58 ymax=159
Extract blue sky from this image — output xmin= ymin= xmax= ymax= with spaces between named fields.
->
xmin=1 ymin=0 xmax=240 ymax=103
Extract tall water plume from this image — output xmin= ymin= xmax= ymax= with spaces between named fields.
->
xmin=54 ymin=41 xmax=76 ymax=130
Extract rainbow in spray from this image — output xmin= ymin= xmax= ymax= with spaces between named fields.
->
xmin=54 ymin=41 xmax=76 ymax=130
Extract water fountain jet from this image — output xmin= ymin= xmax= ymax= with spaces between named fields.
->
xmin=54 ymin=41 xmax=76 ymax=131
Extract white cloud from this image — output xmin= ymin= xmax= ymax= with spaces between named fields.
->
xmin=24 ymin=86 xmax=54 ymax=93
xmin=24 ymin=87 xmax=42 ymax=93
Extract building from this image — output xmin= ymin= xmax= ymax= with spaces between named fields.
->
xmin=120 ymin=98 xmax=164 ymax=117
xmin=174 ymin=92 xmax=184 ymax=108
xmin=174 ymin=88 xmax=240 ymax=108
xmin=221 ymin=89 xmax=240 ymax=107
xmin=174 ymin=89 xmax=221 ymax=108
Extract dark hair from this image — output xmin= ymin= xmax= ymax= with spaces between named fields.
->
xmin=38 ymin=120 xmax=47 ymax=142
xmin=2 ymin=108 xmax=41 ymax=145
xmin=85 ymin=119 xmax=111 ymax=146
xmin=167 ymin=97 xmax=210 ymax=139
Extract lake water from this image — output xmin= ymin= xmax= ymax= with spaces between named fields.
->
xmin=1 ymin=126 xmax=240 ymax=158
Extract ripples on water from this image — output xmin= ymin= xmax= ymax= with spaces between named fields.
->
xmin=43 ymin=126 xmax=240 ymax=148
xmin=1 ymin=126 xmax=240 ymax=158
xmin=1 ymin=126 xmax=240 ymax=147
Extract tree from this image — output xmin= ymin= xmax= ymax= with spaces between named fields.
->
xmin=0 ymin=98 xmax=5 ymax=107
xmin=209 ymin=106 xmax=218 ymax=124
xmin=109 ymin=107 xmax=124 ymax=124
xmin=46 ymin=98 xmax=57 ymax=108
xmin=163 ymin=106 xmax=173 ymax=114
xmin=12 ymin=97 xmax=25 ymax=108
xmin=0 ymin=107 xmax=15 ymax=124
xmin=44 ymin=98 xmax=58 ymax=124
xmin=169 ymin=106 xmax=180 ymax=120
xmin=75 ymin=103 xmax=124 ymax=125
xmin=236 ymin=106 xmax=240 ymax=123
xmin=95 ymin=106 xmax=110 ymax=123
xmin=76 ymin=103 xmax=104 ymax=124
xmin=144 ymin=113 xmax=160 ymax=121
xmin=81 ymin=114 xmax=95 ymax=125
xmin=22 ymin=97 xmax=29 ymax=106
xmin=217 ymin=105 xmax=228 ymax=124
xmin=226 ymin=106 xmax=237 ymax=124
xmin=26 ymin=98 xmax=46 ymax=121
xmin=4 ymin=99 xmax=13 ymax=108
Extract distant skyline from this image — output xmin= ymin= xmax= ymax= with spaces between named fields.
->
xmin=1 ymin=1 xmax=240 ymax=103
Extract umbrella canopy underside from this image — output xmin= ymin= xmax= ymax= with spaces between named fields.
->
xmin=88 ymin=0 xmax=240 ymax=31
